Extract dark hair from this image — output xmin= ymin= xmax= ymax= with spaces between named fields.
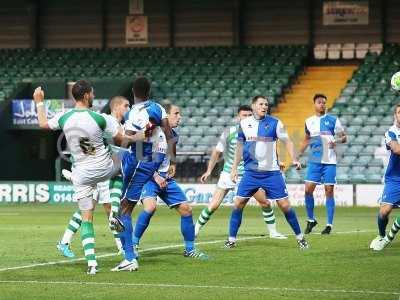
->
xmin=313 ymin=93 xmax=327 ymax=102
xmin=251 ymin=95 xmax=267 ymax=104
xmin=72 ymin=80 xmax=92 ymax=101
xmin=133 ymin=77 xmax=151 ymax=100
xmin=238 ymin=105 xmax=252 ymax=113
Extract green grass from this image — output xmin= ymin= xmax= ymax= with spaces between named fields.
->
xmin=0 ymin=204 xmax=399 ymax=300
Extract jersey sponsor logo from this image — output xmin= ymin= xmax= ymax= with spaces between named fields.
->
xmin=246 ymin=136 xmax=274 ymax=142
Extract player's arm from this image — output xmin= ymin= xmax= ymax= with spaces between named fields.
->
xmin=231 ymin=125 xmax=244 ymax=182
xmin=299 ymin=123 xmax=311 ymax=155
xmin=33 ymin=87 xmax=51 ymax=129
xmin=334 ymin=118 xmax=347 ymax=145
xmin=231 ymin=140 xmax=243 ymax=182
xmin=200 ymin=148 xmax=222 ymax=183
xmin=114 ymin=129 xmax=145 ymax=147
xmin=277 ymin=121 xmax=301 ymax=169
xmin=386 ymin=131 xmax=400 ymax=154
xmin=200 ymin=129 xmax=227 ymax=183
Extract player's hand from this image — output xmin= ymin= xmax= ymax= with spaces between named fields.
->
xmin=328 ymin=140 xmax=336 ymax=149
xmin=279 ymin=162 xmax=286 ymax=172
xmin=153 ymin=173 xmax=167 ymax=189
xmin=230 ymin=169 xmax=238 ymax=183
xmin=292 ymin=161 xmax=302 ymax=170
xmin=200 ymin=171 xmax=211 ymax=183
xmin=168 ymin=164 xmax=176 ymax=179
xmin=33 ymin=87 xmax=44 ymax=103
xmin=144 ymin=122 xmax=156 ymax=138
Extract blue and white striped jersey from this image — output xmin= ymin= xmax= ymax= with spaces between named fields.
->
xmin=305 ymin=114 xmax=344 ymax=164
xmin=238 ymin=115 xmax=288 ymax=172
xmin=384 ymin=125 xmax=400 ymax=182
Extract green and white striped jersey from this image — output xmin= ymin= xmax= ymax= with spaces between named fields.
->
xmin=48 ymin=108 xmax=118 ymax=169
xmin=215 ymin=125 xmax=244 ymax=176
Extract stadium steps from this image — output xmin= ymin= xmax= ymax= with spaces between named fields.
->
xmin=274 ymin=65 xmax=358 ymax=167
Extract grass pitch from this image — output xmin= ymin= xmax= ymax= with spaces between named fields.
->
xmin=0 ymin=204 xmax=399 ymax=300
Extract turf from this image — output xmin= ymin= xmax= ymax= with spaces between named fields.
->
xmin=0 ymin=204 xmax=399 ymax=300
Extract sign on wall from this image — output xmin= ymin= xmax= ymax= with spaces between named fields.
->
xmin=0 ymin=182 xmax=354 ymax=206
xmin=126 ymin=15 xmax=148 ymax=45
xmin=323 ymin=1 xmax=369 ymax=25
xmin=11 ymin=99 xmax=109 ymax=127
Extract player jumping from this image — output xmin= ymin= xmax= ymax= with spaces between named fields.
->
xmin=34 ymin=81 xmax=144 ymax=274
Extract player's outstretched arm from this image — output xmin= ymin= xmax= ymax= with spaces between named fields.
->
xmin=230 ymin=141 xmax=243 ymax=182
xmin=114 ymin=130 xmax=145 ymax=147
xmin=200 ymin=149 xmax=222 ymax=183
xmin=33 ymin=87 xmax=50 ymax=129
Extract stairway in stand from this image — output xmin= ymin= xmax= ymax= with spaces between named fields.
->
xmin=274 ymin=65 xmax=358 ymax=166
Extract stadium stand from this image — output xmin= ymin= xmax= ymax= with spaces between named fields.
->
xmin=0 ymin=45 xmax=308 ymax=181
xmin=285 ymin=44 xmax=400 ymax=184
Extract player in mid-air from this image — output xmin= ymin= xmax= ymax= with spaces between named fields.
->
xmin=226 ymin=96 xmax=309 ymax=249
xmin=111 ymin=77 xmax=173 ymax=272
xmin=33 ymin=81 xmax=145 ymax=274
xmin=370 ymin=104 xmax=400 ymax=251
xmin=132 ymin=102 xmax=208 ymax=259
xmin=299 ymin=94 xmax=347 ymax=235
xmin=56 ymin=96 xmax=130 ymax=258
xmin=196 ymin=105 xmax=286 ymax=239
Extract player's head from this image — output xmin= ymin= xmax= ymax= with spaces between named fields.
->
xmin=251 ymin=95 xmax=268 ymax=119
xmin=133 ymin=77 xmax=151 ymax=102
xmin=313 ymin=94 xmax=327 ymax=115
xmin=110 ymin=96 xmax=130 ymax=121
xmin=72 ymin=80 xmax=94 ymax=108
xmin=163 ymin=100 xmax=181 ymax=128
xmin=237 ymin=105 xmax=252 ymax=121
xmin=394 ymin=104 xmax=400 ymax=126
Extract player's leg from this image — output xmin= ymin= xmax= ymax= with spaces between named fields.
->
xmin=195 ymin=187 xmax=229 ymax=237
xmin=304 ymin=162 xmax=322 ymax=233
xmin=76 ymin=191 xmax=98 ymax=275
xmin=264 ymin=171 xmax=308 ymax=249
xmin=276 ymin=198 xmax=309 ymax=249
xmin=175 ymin=203 xmax=208 ymax=259
xmin=225 ymin=171 xmax=258 ymax=248
xmin=112 ymin=155 xmax=149 ymax=271
xmin=386 ymin=215 xmax=400 ymax=242
xmin=132 ymin=197 xmax=157 ymax=248
xmin=97 ymin=180 xmax=123 ymax=252
xmin=370 ymin=204 xmax=393 ymax=250
xmin=57 ymin=210 xmax=82 ymax=258
xmin=322 ymin=184 xmax=335 ymax=235
xmin=304 ymin=181 xmax=318 ymax=233
xmin=225 ymin=196 xmax=249 ymax=248
xmin=320 ymin=164 xmax=336 ymax=234
xmin=109 ymin=176 xmax=123 ymax=219
xmin=253 ymin=189 xmax=287 ymax=239
xmin=163 ymin=180 xmax=208 ymax=259
xmin=370 ymin=181 xmax=400 ymax=250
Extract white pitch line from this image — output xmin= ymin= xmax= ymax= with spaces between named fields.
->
xmin=0 ymin=280 xmax=398 ymax=296
xmin=0 ymin=229 xmax=374 ymax=272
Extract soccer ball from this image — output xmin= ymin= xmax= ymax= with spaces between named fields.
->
xmin=391 ymin=71 xmax=400 ymax=91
